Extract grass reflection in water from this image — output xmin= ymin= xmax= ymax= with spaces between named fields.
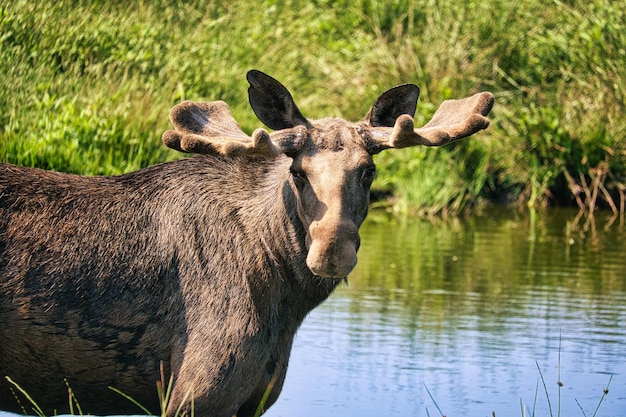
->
xmin=270 ymin=207 xmax=626 ymax=417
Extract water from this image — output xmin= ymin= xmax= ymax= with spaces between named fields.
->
xmin=266 ymin=207 xmax=626 ymax=417
xmin=1 ymin=207 xmax=625 ymax=417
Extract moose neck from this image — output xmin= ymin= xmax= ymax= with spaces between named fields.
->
xmin=233 ymin=155 xmax=341 ymax=316
xmin=180 ymin=155 xmax=340 ymax=322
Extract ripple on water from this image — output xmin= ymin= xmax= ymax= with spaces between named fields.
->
xmin=269 ymin=209 xmax=626 ymax=417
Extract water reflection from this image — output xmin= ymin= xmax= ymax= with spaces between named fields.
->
xmin=268 ymin=207 xmax=626 ymax=417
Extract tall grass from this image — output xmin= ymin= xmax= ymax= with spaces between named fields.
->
xmin=1 ymin=0 xmax=624 ymax=215
xmin=5 ymin=359 xmax=280 ymax=417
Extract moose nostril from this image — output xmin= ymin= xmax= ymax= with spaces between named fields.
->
xmin=306 ymin=238 xmax=358 ymax=279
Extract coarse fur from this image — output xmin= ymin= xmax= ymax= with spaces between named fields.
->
xmin=0 ymin=155 xmax=337 ymax=416
xmin=0 ymin=70 xmax=493 ymax=416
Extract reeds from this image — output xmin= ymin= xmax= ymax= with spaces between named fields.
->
xmin=4 ymin=358 xmax=281 ymax=417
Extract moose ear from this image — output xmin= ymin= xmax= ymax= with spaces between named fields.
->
xmin=364 ymin=84 xmax=420 ymax=127
xmin=247 ymin=70 xmax=310 ymax=130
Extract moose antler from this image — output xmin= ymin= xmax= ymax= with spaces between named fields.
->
xmin=162 ymin=71 xmax=494 ymax=158
xmin=162 ymin=100 xmax=306 ymax=157
xmin=366 ymin=92 xmax=494 ymax=152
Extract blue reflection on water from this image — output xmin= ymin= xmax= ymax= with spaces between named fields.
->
xmin=267 ymin=209 xmax=626 ymax=417
xmin=268 ymin=288 xmax=625 ymax=417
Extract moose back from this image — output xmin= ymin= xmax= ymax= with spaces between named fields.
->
xmin=0 ymin=70 xmax=493 ymax=417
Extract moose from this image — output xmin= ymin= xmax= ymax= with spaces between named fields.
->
xmin=0 ymin=70 xmax=493 ymax=416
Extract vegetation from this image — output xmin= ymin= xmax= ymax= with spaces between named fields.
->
xmin=1 ymin=0 xmax=624 ymax=215
xmin=6 ymin=362 xmax=277 ymax=417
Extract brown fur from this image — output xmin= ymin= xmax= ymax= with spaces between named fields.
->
xmin=0 ymin=70 xmax=493 ymax=416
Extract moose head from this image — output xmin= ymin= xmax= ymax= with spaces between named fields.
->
xmin=162 ymin=70 xmax=494 ymax=279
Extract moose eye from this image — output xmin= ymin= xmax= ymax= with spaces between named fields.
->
xmin=361 ymin=166 xmax=376 ymax=185
xmin=290 ymin=168 xmax=307 ymax=188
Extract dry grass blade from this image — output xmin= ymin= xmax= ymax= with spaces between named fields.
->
xmin=108 ymin=386 xmax=153 ymax=415
xmin=4 ymin=376 xmax=45 ymax=417
xmin=424 ymin=383 xmax=446 ymax=417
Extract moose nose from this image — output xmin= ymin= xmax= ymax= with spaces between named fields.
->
xmin=305 ymin=220 xmax=360 ymax=278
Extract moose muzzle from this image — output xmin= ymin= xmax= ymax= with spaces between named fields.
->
xmin=305 ymin=218 xmax=360 ymax=279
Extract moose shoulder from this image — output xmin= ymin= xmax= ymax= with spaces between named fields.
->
xmin=0 ymin=70 xmax=493 ymax=417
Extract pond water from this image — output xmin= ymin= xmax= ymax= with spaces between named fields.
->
xmin=266 ymin=207 xmax=626 ymax=417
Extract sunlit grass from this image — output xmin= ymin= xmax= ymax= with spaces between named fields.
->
xmin=5 ymin=377 xmax=45 ymax=417
xmin=522 ymin=363 xmax=614 ymax=417
xmin=1 ymin=0 xmax=624 ymax=215
xmin=420 ymin=334 xmax=614 ymax=417
xmin=4 ymin=359 xmax=279 ymax=417
xmin=4 ymin=356 xmax=614 ymax=417
xmin=422 ymin=369 xmax=613 ymax=417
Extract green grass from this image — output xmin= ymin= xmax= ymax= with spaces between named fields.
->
xmin=1 ymin=0 xmax=624 ymax=215
xmin=4 ymin=376 xmax=273 ymax=417
xmin=7 ymin=371 xmax=613 ymax=417
xmin=5 ymin=359 xmax=278 ymax=417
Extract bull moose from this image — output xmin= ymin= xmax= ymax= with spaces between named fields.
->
xmin=0 ymin=70 xmax=493 ymax=416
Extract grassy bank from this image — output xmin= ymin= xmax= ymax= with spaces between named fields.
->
xmin=1 ymin=0 xmax=624 ymax=215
